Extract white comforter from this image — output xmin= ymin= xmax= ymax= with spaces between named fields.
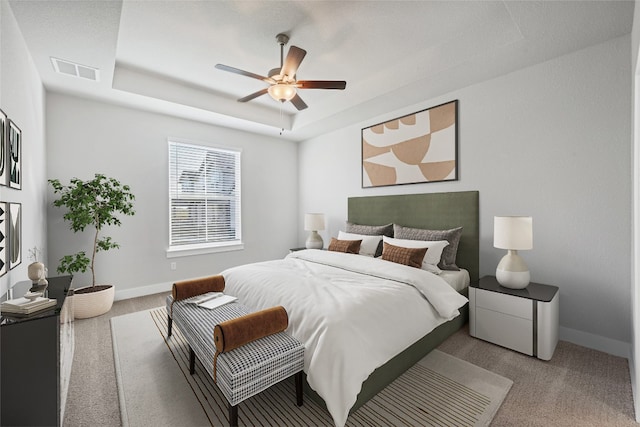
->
xmin=221 ymin=249 xmax=468 ymax=427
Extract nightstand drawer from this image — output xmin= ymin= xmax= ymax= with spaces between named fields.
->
xmin=476 ymin=289 xmax=532 ymax=320
xmin=475 ymin=307 xmax=533 ymax=355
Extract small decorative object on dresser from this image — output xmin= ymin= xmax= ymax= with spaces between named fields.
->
xmin=494 ymin=216 xmax=533 ymax=289
xmin=304 ymin=213 xmax=325 ymax=249
xmin=469 ymin=275 xmax=559 ymax=360
xmin=27 ymin=246 xmax=48 ymax=287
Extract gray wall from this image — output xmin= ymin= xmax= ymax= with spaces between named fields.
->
xmin=45 ymin=93 xmax=299 ymax=299
xmin=0 ymin=0 xmax=47 ymax=297
xmin=298 ymin=36 xmax=632 ymax=357
xmin=630 ymin=0 xmax=640 ymax=420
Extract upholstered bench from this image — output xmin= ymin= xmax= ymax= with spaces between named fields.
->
xmin=166 ymin=276 xmax=305 ymax=427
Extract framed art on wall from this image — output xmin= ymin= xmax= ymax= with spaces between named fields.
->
xmin=0 ymin=109 xmax=6 ymax=187
xmin=9 ymin=202 xmax=21 ymax=270
xmin=8 ymin=119 xmax=21 ymax=190
xmin=361 ymin=100 xmax=458 ymax=188
xmin=0 ymin=202 xmax=6 ymax=277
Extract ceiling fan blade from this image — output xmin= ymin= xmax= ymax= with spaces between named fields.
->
xmin=290 ymin=93 xmax=308 ymax=111
xmin=215 ymin=64 xmax=273 ymax=83
xmin=238 ymin=88 xmax=269 ymax=103
xmin=297 ymin=80 xmax=347 ymax=90
xmin=281 ymin=46 xmax=307 ymax=79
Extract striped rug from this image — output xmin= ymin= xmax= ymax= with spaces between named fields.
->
xmin=112 ymin=308 xmax=511 ymax=427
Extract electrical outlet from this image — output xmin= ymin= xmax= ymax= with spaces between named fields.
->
xmin=170 ymin=262 xmax=177 ymax=271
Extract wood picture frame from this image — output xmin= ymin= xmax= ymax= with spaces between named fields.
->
xmin=361 ymin=100 xmax=458 ymax=188
xmin=8 ymin=119 xmax=21 ymax=190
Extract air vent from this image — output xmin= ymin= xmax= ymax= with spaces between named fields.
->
xmin=50 ymin=57 xmax=100 ymax=82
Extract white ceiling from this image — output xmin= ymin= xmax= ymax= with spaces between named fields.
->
xmin=7 ymin=0 xmax=634 ymax=141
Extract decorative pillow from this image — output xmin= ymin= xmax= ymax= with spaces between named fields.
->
xmin=338 ymin=231 xmax=383 ymax=257
xmin=381 ymin=242 xmax=428 ymax=269
xmin=345 ymin=222 xmax=393 ymax=257
xmin=393 ymin=224 xmax=463 ymax=271
xmin=382 ymin=236 xmax=448 ymax=274
xmin=328 ymin=238 xmax=362 ymax=254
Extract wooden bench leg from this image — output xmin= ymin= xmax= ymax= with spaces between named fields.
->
xmin=229 ymin=404 xmax=238 ymax=427
xmin=189 ymin=345 xmax=196 ymax=375
xmin=295 ymin=371 xmax=303 ymax=406
xmin=167 ymin=315 xmax=173 ymax=337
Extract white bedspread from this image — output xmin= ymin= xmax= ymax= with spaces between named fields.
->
xmin=221 ymin=249 xmax=468 ymax=427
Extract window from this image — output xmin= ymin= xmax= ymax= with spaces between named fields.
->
xmin=167 ymin=139 xmax=242 ymax=256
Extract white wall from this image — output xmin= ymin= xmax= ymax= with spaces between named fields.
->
xmin=0 ymin=0 xmax=47 ymax=297
xmin=298 ymin=36 xmax=632 ymax=357
xmin=46 ymin=93 xmax=298 ymax=299
xmin=630 ymin=0 xmax=640 ymax=421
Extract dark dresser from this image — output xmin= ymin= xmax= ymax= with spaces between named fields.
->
xmin=1 ymin=276 xmax=74 ymax=426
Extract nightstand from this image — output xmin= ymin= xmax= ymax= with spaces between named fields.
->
xmin=469 ymin=275 xmax=559 ymax=360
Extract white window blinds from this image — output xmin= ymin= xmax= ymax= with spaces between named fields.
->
xmin=168 ymin=140 xmax=241 ymax=251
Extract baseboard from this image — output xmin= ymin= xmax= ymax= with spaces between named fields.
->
xmin=560 ymin=326 xmax=630 ymax=359
xmin=114 ymin=281 xmax=172 ymax=301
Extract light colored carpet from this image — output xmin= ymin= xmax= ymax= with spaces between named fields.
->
xmin=63 ymin=292 xmax=637 ymax=426
xmin=111 ymin=307 xmax=512 ymax=427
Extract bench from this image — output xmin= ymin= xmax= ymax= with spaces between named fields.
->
xmin=166 ymin=276 xmax=305 ymax=426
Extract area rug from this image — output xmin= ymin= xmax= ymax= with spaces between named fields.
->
xmin=111 ymin=307 xmax=512 ymax=427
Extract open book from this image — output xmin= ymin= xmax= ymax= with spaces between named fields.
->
xmin=189 ymin=292 xmax=237 ymax=310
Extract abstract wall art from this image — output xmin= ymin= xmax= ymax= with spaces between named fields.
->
xmin=0 ymin=202 xmax=6 ymax=277
xmin=9 ymin=202 xmax=21 ymax=270
xmin=8 ymin=119 xmax=21 ymax=190
xmin=362 ymin=100 xmax=458 ymax=188
xmin=0 ymin=110 xmax=6 ymax=187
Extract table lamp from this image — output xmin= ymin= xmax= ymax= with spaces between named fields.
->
xmin=494 ymin=216 xmax=533 ymax=289
xmin=304 ymin=213 xmax=325 ymax=249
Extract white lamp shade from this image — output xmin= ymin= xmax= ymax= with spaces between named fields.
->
xmin=304 ymin=213 xmax=325 ymax=231
xmin=268 ymin=84 xmax=297 ymax=102
xmin=494 ymin=216 xmax=533 ymax=250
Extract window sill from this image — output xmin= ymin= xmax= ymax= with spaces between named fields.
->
xmin=166 ymin=242 xmax=244 ymax=258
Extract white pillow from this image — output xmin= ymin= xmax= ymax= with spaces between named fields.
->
xmin=338 ymin=231 xmax=383 ymax=257
xmin=382 ymin=236 xmax=449 ymax=274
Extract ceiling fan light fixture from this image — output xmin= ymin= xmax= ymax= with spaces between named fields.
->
xmin=268 ymin=83 xmax=296 ymax=102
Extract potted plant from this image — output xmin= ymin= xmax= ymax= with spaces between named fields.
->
xmin=49 ymin=173 xmax=135 ymax=319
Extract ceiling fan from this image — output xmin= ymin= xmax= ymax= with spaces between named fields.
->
xmin=215 ymin=33 xmax=346 ymax=111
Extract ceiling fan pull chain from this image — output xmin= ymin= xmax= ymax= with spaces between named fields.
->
xmin=279 ymin=102 xmax=284 ymax=136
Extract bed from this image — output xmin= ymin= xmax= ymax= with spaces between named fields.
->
xmin=222 ymin=191 xmax=479 ymax=427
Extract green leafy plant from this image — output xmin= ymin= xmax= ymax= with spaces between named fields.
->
xmin=49 ymin=174 xmax=135 ymax=287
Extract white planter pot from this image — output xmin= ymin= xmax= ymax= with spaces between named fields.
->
xmin=72 ymin=285 xmax=114 ymax=319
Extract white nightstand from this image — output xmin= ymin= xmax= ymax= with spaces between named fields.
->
xmin=469 ymin=275 xmax=559 ymax=360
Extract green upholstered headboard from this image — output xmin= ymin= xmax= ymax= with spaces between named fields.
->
xmin=348 ymin=191 xmax=480 ymax=282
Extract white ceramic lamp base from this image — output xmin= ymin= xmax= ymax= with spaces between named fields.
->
xmin=496 ymin=250 xmax=530 ymax=289
xmin=306 ymin=231 xmax=323 ymax=249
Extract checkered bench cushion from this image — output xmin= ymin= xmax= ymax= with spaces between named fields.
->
xmin=166 ymin=295 xmax=305 ymax=406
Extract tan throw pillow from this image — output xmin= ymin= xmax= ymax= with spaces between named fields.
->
xmin=381 ymin=242 xmax=428 ymax=269
xmin=328 ymin=238 xmax=362 ymax=254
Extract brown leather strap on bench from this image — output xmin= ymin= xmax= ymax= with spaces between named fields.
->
xmin=170 ymin=275 xmax=226 ymax=316
xmin=212 ymin=306 xmax=289 ymax=382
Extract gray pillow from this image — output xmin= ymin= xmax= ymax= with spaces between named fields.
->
xmin=393 ymin=224 xmax=463 ymax=271
xmin=345 ymin=222 xmax=393 ymax=257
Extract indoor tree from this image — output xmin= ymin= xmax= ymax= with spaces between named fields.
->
xmin=49 ymin=173 xmax=135 ymax=290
